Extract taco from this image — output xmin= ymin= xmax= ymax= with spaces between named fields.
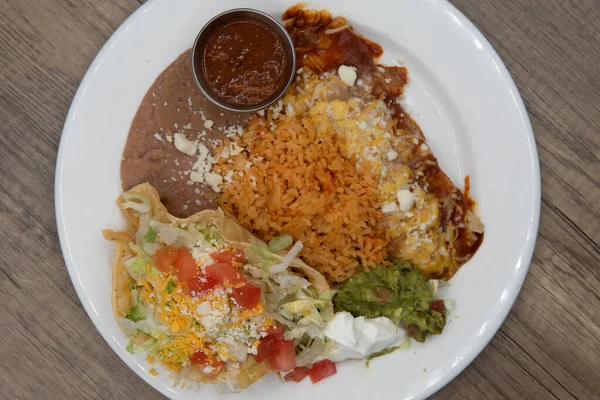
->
xmin=103 ymin=183 xmax=332 ymax=391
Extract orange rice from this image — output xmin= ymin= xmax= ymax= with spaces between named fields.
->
xmin=215 ymin=116 xmax=389 ymax=283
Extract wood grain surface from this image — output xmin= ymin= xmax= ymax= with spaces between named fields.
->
xmin=0 ymin=0 xmax=598 ymax=398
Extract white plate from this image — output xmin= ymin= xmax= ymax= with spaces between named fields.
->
xmin=55 ymin=0 xmax=540 ymax=399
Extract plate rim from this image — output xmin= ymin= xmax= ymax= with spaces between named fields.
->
xmin=55 ymin=0 xmax=541 ymax=398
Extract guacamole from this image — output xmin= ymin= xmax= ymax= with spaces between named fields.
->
xmin=333 ymin=261 xmax=446 ymax=342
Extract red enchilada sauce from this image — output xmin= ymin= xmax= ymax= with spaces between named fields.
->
xmin=202 ymin=21 xmax=286 ymax=105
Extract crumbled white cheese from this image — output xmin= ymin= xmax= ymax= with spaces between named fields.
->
xmin=188 ymin=143 xmax=223 ymax=192
xmin=223 ymin=170 xmax=234 ymax=183
xmin=153 ymin=133 xmax=163 ymax=141
xmin=338 ymin=65 xmax=358 ymax=86
xmin=203 ymin=365 xmax=215 ymax=374
xmin=397 ymin=189 xmax=416 ymax=211
xmin=219 ymin=141 xmax=245 ymax=160
xmin=196 ymin=302 xmax=212 ymax=315
xmin=205 ymin=173 xmax=223 ymax=193
xmin=204 ymin=120 xmax=214 ymax=129
xmin=387 ymin=149 xmax=398 ymax=161
xmin=174 ymin=133 xmax=198 ymax=156
xmin=165 ymin=134 xmax=173 ymax=143
xmin=270 ymin=100 xmax=283 ymax=120
xmin=381 ymin=202 xmax=399 ymax=213
xmin=224 ymin=125 xmax=244 ymax=138
xmin=285 ymin=103 xmax=296 ymax=117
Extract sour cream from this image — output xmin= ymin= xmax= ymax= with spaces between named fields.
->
xmin=324 ymin=312 xmax=406 ymax=362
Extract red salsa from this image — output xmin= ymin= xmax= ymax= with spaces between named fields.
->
xmin=202 ymin=20 xmax=287 ymax=105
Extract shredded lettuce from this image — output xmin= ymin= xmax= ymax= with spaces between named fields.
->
xmin=150 ymin=221 xmax=195 ymax=247
xmin=142 ymin=241 xmax=162 ymax=256
xmin=148 ymin=266 xmax=161 ymax=277
xmin=318 ymin=290 xmax=337 ymax=301
xmin=129 ymin=258 xmax=145 ymax=275
xmin=125 ymin=256 xmax=161 ymax=281
xmin=130 ymin=287 xmax=138 ymax=306
xmin=246 ymin=243 xmax=278 ymax=268
xmin=167 ymin=280 xmax=176 ymax=293
xmin=119 ymin=318 xmax=143 ymax=336
xmin=268 ymin=233 xmax=293 ymax=253
xmin=128 ymin=242 xmax=148 ymax=258
xmin=273 ymin=274 xmax=310 ymax=291
xmin=119 ymin=314 xmax=171 ymax=337
xmin=126 ymin=337 xmax=158 ymax=354
xmin=295 ymin=338 xmax=329 ymax=367
xmin=199 ymin=225 xmax=223 ymax=245
xmin=281 ymin=299 xmax=325 ymax=314
xmin=145 ymin=227 xmax=157 ymax=242
xmin=126 ymin=303 xmax=146 ymax=322
xmin=286 ymin=323 xmax=324 ymax=341
xmin=298 ymin=308 xmax=325 ymax=326
xmin=269 ymin=241 xmax=304 ymax=274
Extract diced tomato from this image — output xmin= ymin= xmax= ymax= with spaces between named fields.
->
xmin=189 ymin=350 xmax=226 ymax=380
xmin=254 ymin=336 xmax=278 ymax=363
xmin=269 ymin=340 xmax=296 ymax=372
xmin=254 ymin=324 xmax=285 ymax=362
xmin=232 ymin=282 xmax=261 ymax=310
xmin=429 ymin=299 xmax=446 ymax=313
xmin=205 ymin=262 xmax=247 ymax=285
xmin=175 ymin=248 xmax=198 ymax=283
xmin=187 ymin=273 xmax=217 ymax=296
xmin=189 ymin=350 xmax=210 ymax=365
xmin=284 ymin=366 xmax=310 ymax=382
xmin=152 ymin=246 xmax=178 ymax=274
xmin=308 ymin=359 xmax=336 ymax=384
xmin=210 ymin=250 xmax=245 ymax=264
xmin=264 ymin=324 xmax=285 ymax=342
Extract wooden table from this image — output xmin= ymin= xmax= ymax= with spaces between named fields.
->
xmin=1 ymin=0 xmax=598 ymax=398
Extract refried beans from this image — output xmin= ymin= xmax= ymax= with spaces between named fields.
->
xmin=121 ymin=50 xmax=250 ymax=217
